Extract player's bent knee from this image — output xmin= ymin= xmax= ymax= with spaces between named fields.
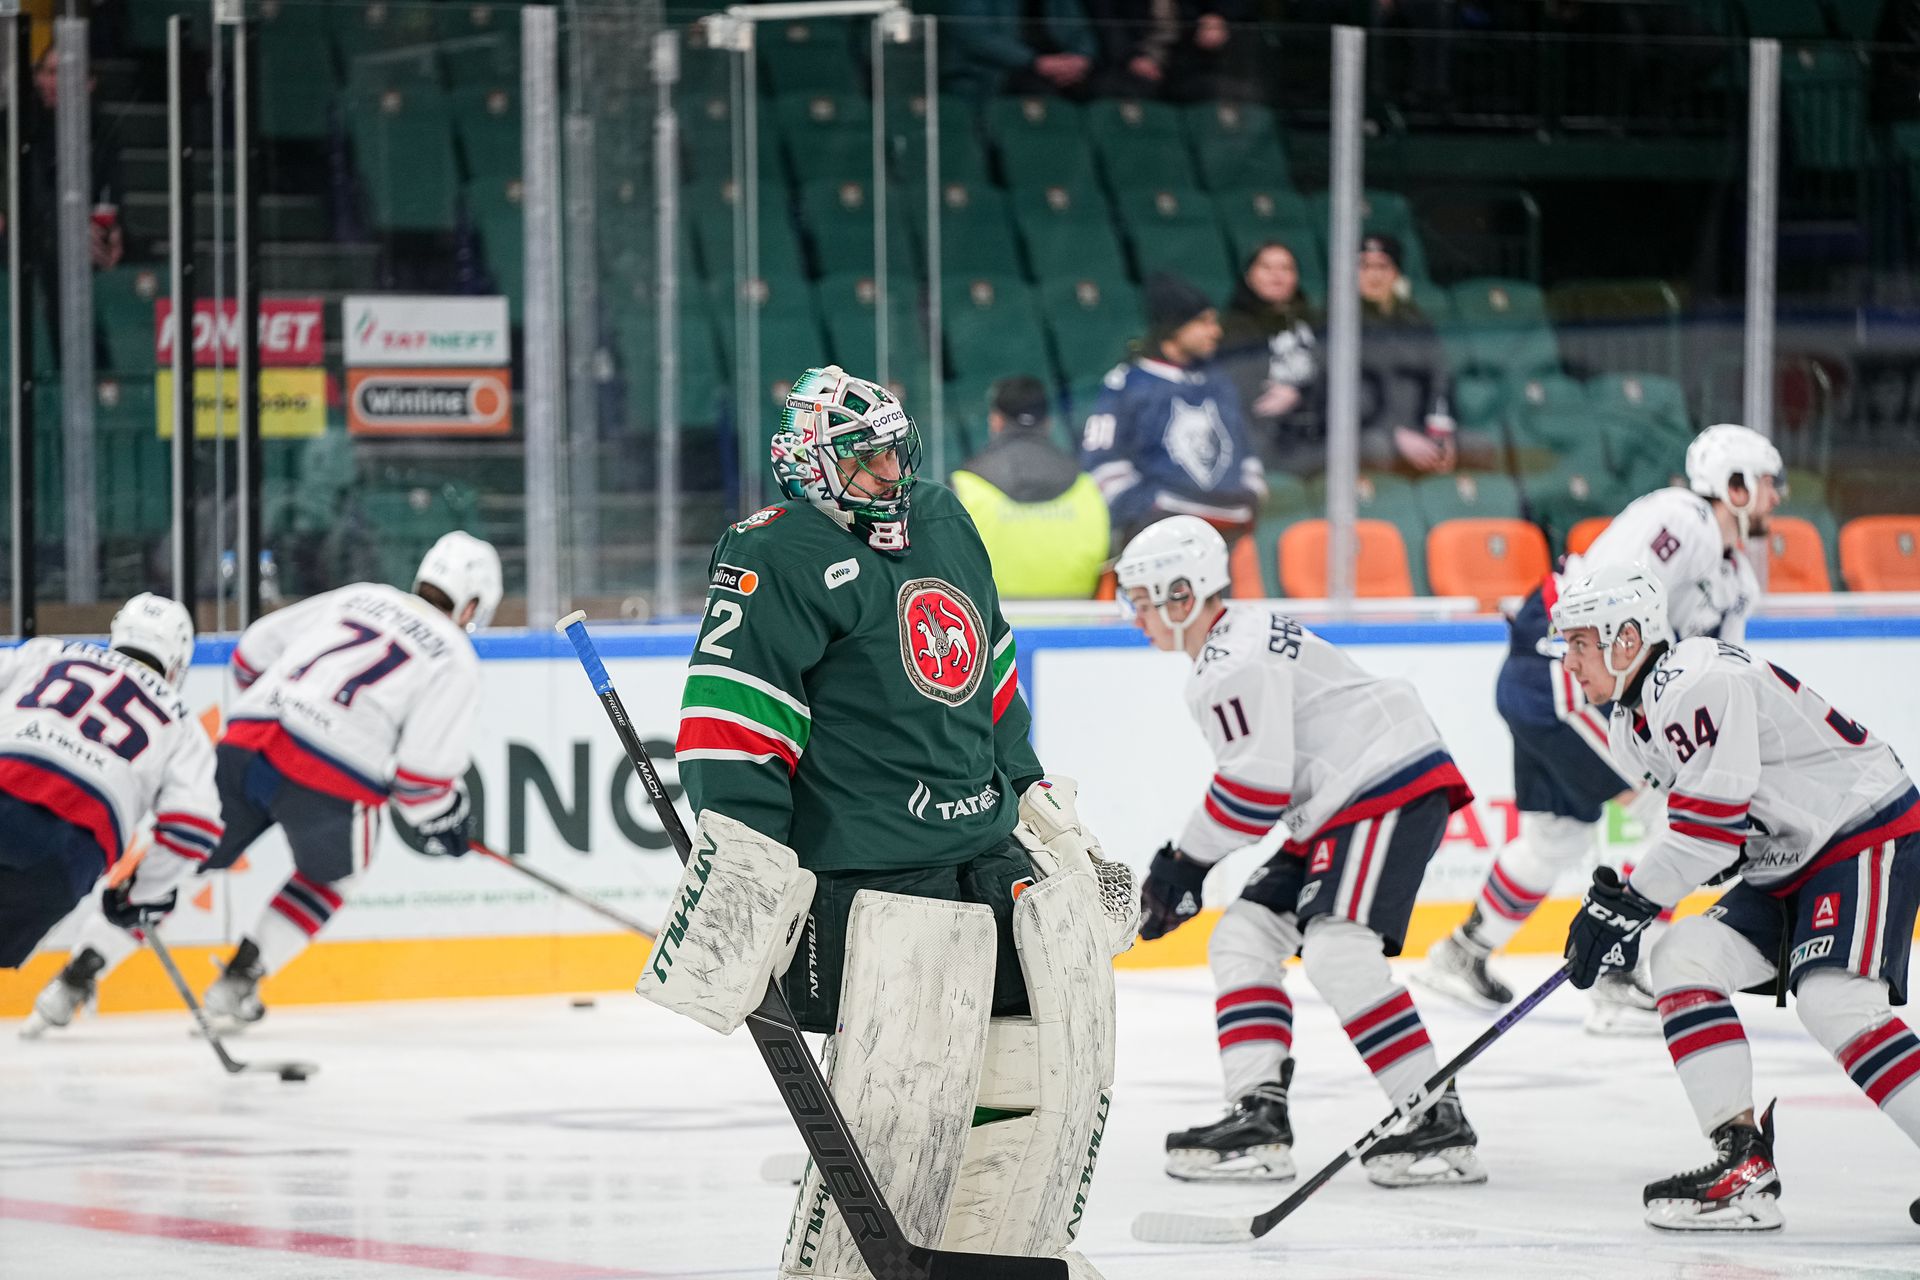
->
xmin=1519 ymin=812 xmax=1595 ymax=866
xmin=1650 ymin=915 xmax=1738 ymax=992
xmin=1795 ymin=968 xmax=1894 ymax=1054
xmin=1209 ymin=900 xmax=1300 ymax=984
xmin=636 ymin=810 xmax=815 ymax=1036
xmin=1299 ymin=915 xmax=1389 ymax=1004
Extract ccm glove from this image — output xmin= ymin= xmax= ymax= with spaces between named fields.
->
xmin=394 ymin=788 xmax=473 ymax=859
xmin=101 ymin=883 xmax=176 ymax=931
xmin=1139 ymin=843 xmax=1208 ymax=941
xmin=1564 ymin=866 xmax=1659 ymax=989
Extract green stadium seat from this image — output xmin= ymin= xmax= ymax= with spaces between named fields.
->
xmin=1524 ymin=461 xmax=1615 ymax=554
xmin=1086 ymin=99 xmax=1195 ymax=191
xmin=942 ymin=373 xmax=1005 ymax=470
xmin=678 ymin=96 xmax=787 ymax=185
xmin=777 ymin=91 xmax=876 ymax=179
xmin=347 ymin=83 xmax=460 ymax=233
xmin=1783 ymin=46 xmax=1872 ymax=171
xmin=815 ymin=271 xmax=929 ymax=387
xmin=94 ymin=266 xmax=165 ymax=375
xmin=259 ymin=4 xmax=337 ymax=141
xmin=332 ymin=3 xmax=437 ymax=60
xmin=943 ymin=276 xmax=1052 ymax=384
xmin=1450 ymin=277 xmax=1560 ymax=383
xmin=926 ymin=180 xmax=1021 ymax=280
xmin=466 ymin=178 xmax=524 ymax=314
xmin=894 ymin=94 xmax=993 ymax=186
xmin=986 ymin=97 xmax=1095 ymax=190
xmin=1115 ymin=187 xmax=1234 ymax=301
xmin=687 ymin=180 xmax=807 ymax=284
xmin=1415 ymin=471 xmax=1523 ymax=525
xmin=1011 ymin=185 xmax=1129 ymax=283
xmin=620 ymin=299 xmax=729 ymax=428
xmin=718 ymin=280 xmax=830 ymax=413
xmin=1184 ymin=101 xmax=1289 ymax=190
xmin=759 ymin=20 xmax=863 ymax=96
xmin=1586 ymin=372 xmax=1689 ymax=434
xmin=798 ymin=175 xmax=920 ymax=276
xmin=1039 ymin=274 xmax=1141 ymax=393
xmin=93 ymin=378 xmax=169 ymax=540
xmin=450 ymin=84 xmax=521 ymax=182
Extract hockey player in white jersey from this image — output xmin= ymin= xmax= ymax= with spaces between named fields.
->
xmin=1418 ymin=424 xmax=1783 ymax=1033
xmin=1117 ymin=516 xmax=1484 ymax=1188
xmin=2 ymin=595 xmax=220 ymax=994
xmin=1554 ymin=564 xmax=1920 ymax=1230
xmin=27 ymin=533 xmax=499 ymax=1032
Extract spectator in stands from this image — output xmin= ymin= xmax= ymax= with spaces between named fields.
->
xmin=1357 ymin=233 xmax=1456 ymax=475
xmin=1220 ymin=239 xmax=1322 ymax=470
xmin=1081 ymin=272 xmax=1267 ymax=550
xmin=953 ymin=375 xmax=1109 ymax=598
xmin=28 ymin=45 xmax=124 ymax=270
xmin=938 ymin=0 xmax=1098 ymax=99
xmin=1086 ymin=0 xmax=1257 ymax=101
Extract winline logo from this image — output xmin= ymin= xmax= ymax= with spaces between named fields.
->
xmin=348 ymin=368 xmax=512 ymax=435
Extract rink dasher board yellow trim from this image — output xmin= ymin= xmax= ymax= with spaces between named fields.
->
xmin=4 ymin=892 xmax=1907 ymax=1015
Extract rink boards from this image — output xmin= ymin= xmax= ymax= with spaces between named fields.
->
xmin=4 ymin=612 xmax=1919 ymax=1014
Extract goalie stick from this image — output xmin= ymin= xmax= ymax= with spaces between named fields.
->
xmin=1134 ymin=964 xmax=1575 ymax=1245
xmin=556 ymin=611 xmax=1067 ymax=1280
xmin=145 ymin=932 xmax=318 ymax=1083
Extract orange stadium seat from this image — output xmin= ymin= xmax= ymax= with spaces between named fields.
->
xmin=1277 ymin=519 xmax=1415 ymax=598
xmin=1230 ymin=533 xmax=1265 ymax=598
xmin=1566 ymin=515 xmax=1611 ymax=556
xmin=1426 ymin=518 xmax=1551 ymax=609
xmin=1765 ymin=516 xmax=1832 ymax=593
xmin=1840 ymin=515 xmax=1920 ymax=592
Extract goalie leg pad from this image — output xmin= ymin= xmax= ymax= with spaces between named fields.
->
xmin=637 ymin=810 xmax=815 ymax=1036
xmin=940 ymin=868 xmax=1116 ymax=1257
xmin=781 ymin=889 xmax=996 ymax=1279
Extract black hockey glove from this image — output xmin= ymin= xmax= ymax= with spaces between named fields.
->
xmin=1139 ymin=843 xmax=1208 ymax=942
xmin=1564 ymin=866 xmax=1659 ymax=990
xmin=394 ymin=789 xmax=473 ymax=859
xmin=101 ymin=883 xmax=176 ymax=931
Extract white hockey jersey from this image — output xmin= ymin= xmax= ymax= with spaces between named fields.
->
xmin=1179 ymin=603 xmax=1472 ymax=864
xmin=227 ymin=584 xmax=480 ymax=816
xmin=0 ymin=638 xmax=221 ymax=889
xmin=1611 ymin=636 xmax=1920 ymax=908
xmin=1564 ymin=487 xmax=1758 ymax=644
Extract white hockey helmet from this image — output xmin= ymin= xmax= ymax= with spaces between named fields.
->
xmin=1115 ymin=515 xmax=1231 ymax=647
xmin=1686 ymin=423 xmax=1784 ymax=538
xmin=415 ymin=531 xmax=503 ymax=631
xmin=1549 ymin=562 xmax=1674 ymax=702
xmin=109 ymin=592 xmax=195 ymax=686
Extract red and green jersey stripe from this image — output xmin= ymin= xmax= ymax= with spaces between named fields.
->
xmin=991 ymin=632 xmax=1019 ymax=723
xmin=677 ymin=665 xmax=812 ymax=774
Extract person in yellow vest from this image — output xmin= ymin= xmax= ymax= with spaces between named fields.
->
xmin=952 ymin=375 xmax=1110 ymax=599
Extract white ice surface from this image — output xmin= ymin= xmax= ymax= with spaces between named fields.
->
xmin=2 ymin=957 xmax=1917 ymax=1279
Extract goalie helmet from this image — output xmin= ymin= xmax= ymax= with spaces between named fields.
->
xmin=109 ymin=592 xmax=195 ymax=686
xmin=771 ymin=365 xmax=921 ymax=552
xmin=1686 ymin=423 xmax=1783 ymax=538
xmin=1114 ymin=515 xmax=1231 ymax=648
xmin=1549 ymin=562 xmax=1674 ymax=703
xmin=415 ymin=530 xmax=503 ymax=632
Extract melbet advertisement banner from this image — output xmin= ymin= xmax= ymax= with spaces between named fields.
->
xmin=343 ymin=295 xmax=513 ymax=435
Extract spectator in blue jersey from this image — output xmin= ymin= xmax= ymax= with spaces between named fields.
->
xmin=1080 ymin=272 xmax=1268 ymax=550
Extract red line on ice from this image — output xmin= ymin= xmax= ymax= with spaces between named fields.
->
xmin=0 ymin=1197 xmax=663 ymax=1278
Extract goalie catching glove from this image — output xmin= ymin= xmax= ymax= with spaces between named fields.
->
xmin=392 ymin=788 xmax=474 ymax=858
xmin=637 ymin=810 xmax=816 ymax=1036
xmin=1015 ymin=776 xmax=1140 ymax=956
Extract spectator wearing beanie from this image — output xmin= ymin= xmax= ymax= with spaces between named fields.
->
xmin=1079 ymin=271 xmax=1267 ymax=551
xmin=1357 ymin=233 xmax=1458 ymax=475
xmin=1220 ymin=239 xmax=1324 ymax=470
xmin=953 ymin=376 xmax=1110 ymax=598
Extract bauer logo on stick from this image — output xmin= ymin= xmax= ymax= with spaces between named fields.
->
xmin=895 ymin=578 xmax=986 ymax=705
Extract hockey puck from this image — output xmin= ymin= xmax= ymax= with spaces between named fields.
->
xmin=1910 ymin=1197 xmax=1919 ymax=1225
xmin=278 ymin=1065 xmax=312 ymax=1083
xmin=571 ymin=998 xmax=596 ymax=1010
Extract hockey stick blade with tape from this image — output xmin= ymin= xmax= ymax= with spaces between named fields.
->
xmin=1133 ymin=964 xmax=1574 ymax=1245
xmin=147 ymin=932 xmax=319 ymax=1082
xmin=555 ymin=612 xmax=1067 ymax=1280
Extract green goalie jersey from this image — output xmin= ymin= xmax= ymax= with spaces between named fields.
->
xmin=675 ymin=481 xmax=1045 ymax=873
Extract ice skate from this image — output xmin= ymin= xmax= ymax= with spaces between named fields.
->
xmin=1412 ymin=924 xmax=1512 ymax=1012
xmin=19 ymin=948 xmax=105 ymax=1039
xmin=1363 ymin=1081 xmax=1487 ymax=1188
xmin=202 ymin=944 xmax=267 ymax=1032
xmin=1644 ymin=1103 xmax=1783 ymax=1231
xmin=1165 ymin=1064 xmax=1297 ymax=1183
xmin=1584 ymin=966 xmax=1660 ymax=1037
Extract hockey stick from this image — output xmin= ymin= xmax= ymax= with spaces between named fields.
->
xmin=470 ymin=841 xmax=657 ymax=939
xmin=145 ymin=932 xmax=317 ymax=1083
xmin=556 ymin=612 xmax=1066 ymax=1280
xmin=1134 ymin=964 xmax=1575 ymax=1244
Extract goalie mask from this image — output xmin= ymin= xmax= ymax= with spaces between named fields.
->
xmin=771 ymin=365 xmax=921 ymax=553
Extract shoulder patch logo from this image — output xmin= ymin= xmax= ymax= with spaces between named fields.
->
xmin=824 ymin=558 xmax=860 ymax=590
xmin=711 ymin=563 xmax=759 ymax=595
xmin=731 ymin=506 xmax=786 ymax=534
xmin=896 ymin=577 xmax=987 ymax=705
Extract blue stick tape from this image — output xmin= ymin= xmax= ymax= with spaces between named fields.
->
xmin=556 ymin=613 xmax=612 ymax=695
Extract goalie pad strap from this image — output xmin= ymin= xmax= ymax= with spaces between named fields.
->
xmin=781 ymin=889 xmax=997 ymax=1278
xmin=636 ymin=810 xmax=815 ymax=1036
